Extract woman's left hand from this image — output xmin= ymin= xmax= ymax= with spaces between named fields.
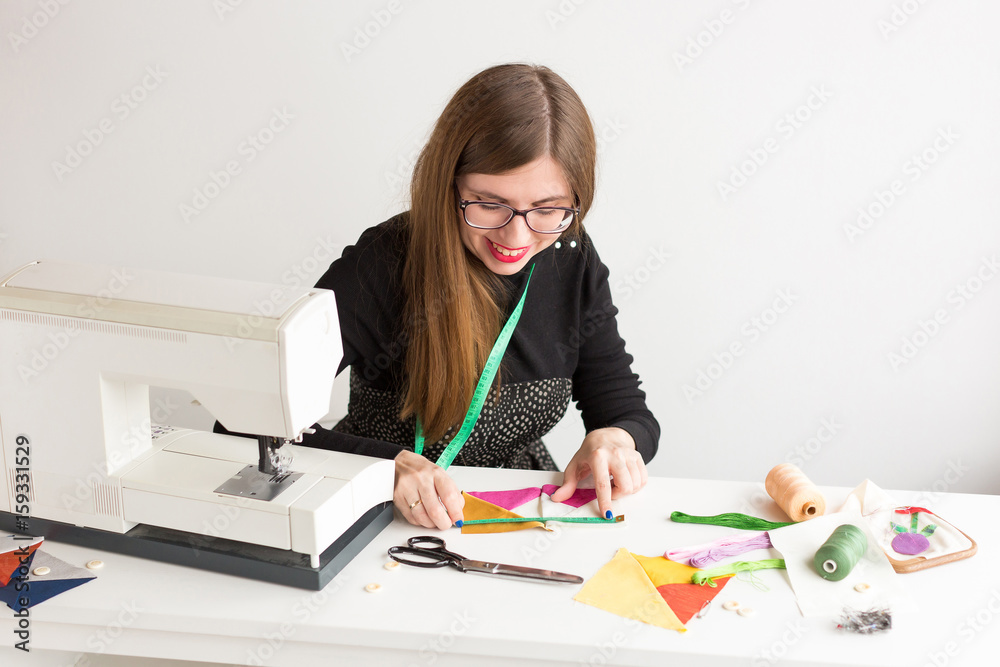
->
xmin=549 ymin=426 xmax=648 ymax=519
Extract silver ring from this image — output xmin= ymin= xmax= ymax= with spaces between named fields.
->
xmin=408 ymin=499 xmax=422 ymax=510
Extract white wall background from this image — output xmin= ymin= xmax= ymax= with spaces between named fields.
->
xmin=2 ymin=0 xmax=998 ymax=496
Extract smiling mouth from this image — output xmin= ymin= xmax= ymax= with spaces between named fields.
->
xmin=489 ymin=239 xmax=528 ymax=258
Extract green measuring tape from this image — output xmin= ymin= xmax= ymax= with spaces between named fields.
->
xmin=414 ymin=264 xmax=534 ymax=469
xmin=459 ymin=515 xmax=624 ymax=527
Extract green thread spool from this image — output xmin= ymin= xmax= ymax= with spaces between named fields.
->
xmin=814 ymin=524 xmax=868 ymax=581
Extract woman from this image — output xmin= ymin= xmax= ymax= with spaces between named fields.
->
xmin=308 ymin=63 xmax=659 ymax=530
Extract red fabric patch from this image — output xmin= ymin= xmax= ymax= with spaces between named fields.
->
xmin=894 ymin=506 xmax=933 ymax=515
xmin=656 ymin=575 xmax=732 ymax=625
xmin=1 ymin=541 xmax=42 ymax=586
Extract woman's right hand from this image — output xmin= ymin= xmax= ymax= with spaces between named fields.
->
xmin=393 ymin=450 xmax=465 ymax=530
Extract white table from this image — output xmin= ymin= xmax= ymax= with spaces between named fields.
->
xmin=2 ymin=468 xmax=997 ymax=667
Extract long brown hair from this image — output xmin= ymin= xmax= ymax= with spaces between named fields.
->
xmin=401 ymin=64 xmax=597 ymax=444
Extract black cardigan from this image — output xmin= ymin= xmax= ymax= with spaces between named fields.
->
xmin=290 ymin=213 xmax=659 ymax=466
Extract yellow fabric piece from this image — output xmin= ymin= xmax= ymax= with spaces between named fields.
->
xmin=574 ymin=548 xmax=686 ymax=633
xmin=459 ymin=492 xmax=547 ymax=534
xmin=631 ymin=553 xmax=700 ymax=586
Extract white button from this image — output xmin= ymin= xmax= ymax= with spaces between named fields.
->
xmin=384 ymin=561 xmax=401 ymax=571
xmin=555 ymin=242 xmax=562 ymax=249
xmin=365 ymin=582 xmax=382 ymax=593
xmin=32 ymin=567 xmax=50 ymax=576
xmin=737 ymin=607 xmax=756 ymax=618
xmin=854 ymin=582 xmax=871 ymax=593
xmin=570 ymin=240 xmax=577 ymax=248
xmin=722 ymin=600 xmax=740 ymax=611
xmin=86 ymin=560 xmax=104 ymax=570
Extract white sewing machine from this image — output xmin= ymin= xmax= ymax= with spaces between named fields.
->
xmin=0 ymin=260 xmax=394 ymax=589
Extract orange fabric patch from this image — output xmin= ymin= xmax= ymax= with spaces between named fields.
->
xmin=656 ymin=576 xmax=733 ymax=624
xmin=1 ymin=539 xmax=42 ymax=586
xmin=459 ymin=492 xmax=546 ymax=534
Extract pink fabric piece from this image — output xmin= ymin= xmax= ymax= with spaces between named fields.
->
xmin=467 ymin=487 xmax=543 ymax=511
xmin=541 ymin=484 xmax=597 ymax=508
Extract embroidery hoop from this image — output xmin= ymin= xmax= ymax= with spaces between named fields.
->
xmin=882 ymin=507 xmax=977 ymax=573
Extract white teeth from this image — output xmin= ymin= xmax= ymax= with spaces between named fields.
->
xmin=491 ymin=241 xmax=524 ymax=257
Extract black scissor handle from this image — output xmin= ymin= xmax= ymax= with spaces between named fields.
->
xmin=408 ymin=535 xmax=466 ymax=560
xmin=407 ymin=535 xmax=446 ymax=549
xmin=388 ymin=545 xmax=451 ymax=568
xmin=389 ymin=535 xmax=468 ymax=568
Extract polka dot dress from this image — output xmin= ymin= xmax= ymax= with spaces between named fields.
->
xmin=334 ymin=369 xmax=570 ymax=470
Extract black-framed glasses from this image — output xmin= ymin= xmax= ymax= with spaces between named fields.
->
xmin=459 ymin=199 xmax=578 ymax=234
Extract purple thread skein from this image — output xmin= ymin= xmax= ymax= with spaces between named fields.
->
xmin=688 ymin=533 xmax=774 ymax=568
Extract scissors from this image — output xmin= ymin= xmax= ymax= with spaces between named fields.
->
xmin=388 ymin=536 xmax=583 ymax=584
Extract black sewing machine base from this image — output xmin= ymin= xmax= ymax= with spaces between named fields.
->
xmin=0 ymin=501 xmax=394 ymax=590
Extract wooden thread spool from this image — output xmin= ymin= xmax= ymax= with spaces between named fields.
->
xmin=764 ymin=463 xmax=826 ymax=522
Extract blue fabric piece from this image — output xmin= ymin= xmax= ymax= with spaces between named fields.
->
xmin=0 ymin=551 xmax=96 ymax=611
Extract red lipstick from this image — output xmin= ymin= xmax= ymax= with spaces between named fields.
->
xmin=485 ymin=237 xmax=529 ymax=264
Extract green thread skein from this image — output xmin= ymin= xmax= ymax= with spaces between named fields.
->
xmin=814 ymin=524 xmax=868 ymax=581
